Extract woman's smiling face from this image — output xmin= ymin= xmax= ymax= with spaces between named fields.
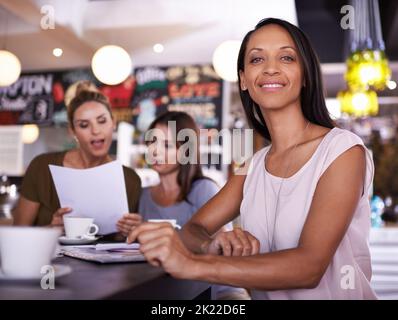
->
xmin=239 ymin=24 xmax=304 ymax=112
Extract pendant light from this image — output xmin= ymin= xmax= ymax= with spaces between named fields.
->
xmin=0 ymin=11 xmax=21 ymax=87
xmin=212 ymin=40 xmax=241 ymax=82
xmin=91 ymin=45 xmax=132 ymax=85
xmin=338 ymin=0 xmax=391 ymax=117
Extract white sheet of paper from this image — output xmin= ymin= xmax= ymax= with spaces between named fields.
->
xmin=49 ymin=161 xmax=129 ymax=235
xmin=95 ymin=242 xmax=140 ymax=251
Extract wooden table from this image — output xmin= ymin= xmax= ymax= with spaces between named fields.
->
xmin=0 ymin=256 xmax=210 ymax=300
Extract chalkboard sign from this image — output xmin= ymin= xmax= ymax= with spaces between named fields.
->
xmin=0 ymin=64 xmax=223 ymax=132
xmin=132 ymin=65 xmax=223 ymax=133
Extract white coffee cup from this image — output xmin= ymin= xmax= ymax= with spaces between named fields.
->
xmin=148 ymin=219 xmax=181 ymax=229
xmin=63 ymin=217 xmax=99 ymax=239
xmin=0 ymin=226 xmax=61 ymax=278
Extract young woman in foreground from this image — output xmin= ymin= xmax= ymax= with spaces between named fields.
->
xmin=127 ymin=18 xmax=376 ymax=299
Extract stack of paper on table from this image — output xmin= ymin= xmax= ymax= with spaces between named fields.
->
xmin=94 ymin=242 xmax=140 ymax=251
xmin=62 ymin=242 xmax=145 ymax=263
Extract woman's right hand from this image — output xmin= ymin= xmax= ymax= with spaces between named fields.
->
xmin=50 ymin=207 xmax=72 ymax=228
xmin=117 ymin=213 xmax=143 ymax=237
xmin=206 ymin=228 xmax=260 ymax=256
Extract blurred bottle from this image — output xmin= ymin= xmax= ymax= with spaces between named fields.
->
xmin=370 ymin=195 xmax=385 ymax=228
xmin=0 ymin=175 xmax=19 ymax=219
xmin=381 ymin=196 xmax=398 ymax=224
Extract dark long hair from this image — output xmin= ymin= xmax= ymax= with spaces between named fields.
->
xmin=147 ymin=111 xmax=207 ymax=203
xmin=237 ymin=18 xmax=335 ymax=141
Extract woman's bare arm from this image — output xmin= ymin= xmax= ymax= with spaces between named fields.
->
xmin=12 ymin=196 xmax=40 ymax=225
xmin=13 ymin=196 xmax=72 ymax=227
xmin=130 ymin=145 xmax=366 ymax=290
xmin=180 ymin=172 xmax=247 ymax=253
xmin=188 ymin=145 xmax=366 ymax=289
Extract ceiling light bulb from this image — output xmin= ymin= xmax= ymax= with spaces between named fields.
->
xmin=212 ymin=40 xmax=241 ymax=82
xmin=153 ymin=44 xmax=164 ymax=53
xmin=53 ymin=48 xmax=63 ymax=57
xmin=91 ymin=45 xmax=132 ymax=85
xmin=0 ymin=50 xmax=21 ymax=87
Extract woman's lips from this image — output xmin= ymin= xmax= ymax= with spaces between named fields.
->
xmin=90 ymin=139 xmax=105 ymax=150
xmin=259 ymin=82 xmax=286 ymax=92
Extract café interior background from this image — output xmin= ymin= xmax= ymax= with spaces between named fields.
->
xmin=0 ymin=0 xmax=398 ymax=298
xmin=1 ymin=0 xmax=398 ymax=216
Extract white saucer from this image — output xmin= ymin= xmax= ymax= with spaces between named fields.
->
xmin=0 ymin=264 xmax=72 ymax=282
xmin=58 ymin=236 xmax=99 ymax=245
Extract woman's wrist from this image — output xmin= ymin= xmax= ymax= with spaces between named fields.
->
xmin=185 ymin=253 xmax=213 ymax=281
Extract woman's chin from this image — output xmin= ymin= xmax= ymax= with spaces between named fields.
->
xmin=258 ymin=100 xmax=296 ymax=112
xmin=150 ymin=163 xmax=162 ymax=171
xmin=87 ymin=148 xmax=109 ymax=159
xmin=152 ymin=164 xmax=179 ymax=176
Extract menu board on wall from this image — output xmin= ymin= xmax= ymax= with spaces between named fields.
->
xmin=0 ymin=64 xmax=223 ymax=132
xmin=0 ymin=72 xmax=58 ymax=125
xmin=131 ymin=65 xmax=223 ymax=133
xmin=0 ymin=69 xmax=136 ymax=126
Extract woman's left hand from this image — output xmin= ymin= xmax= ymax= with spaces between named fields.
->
xmin=117 ymin=213 xmax=142 ymax=237
xmin=127 ymin=222 xmax=195 ymax=279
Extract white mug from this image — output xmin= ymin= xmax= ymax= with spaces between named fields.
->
xmin=63 ymin=217 xmax=99 ymax=239
xmin=148 ymin=219 xmax=181 ymax=229
xmin=0 ymin=226 xmax=61 ymax=278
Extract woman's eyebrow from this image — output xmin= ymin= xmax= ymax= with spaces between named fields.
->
xmin=279 ymin=46 xmax=297 ymax=51
xmin=248 ymin=46 xmax=297 ymax=53
xmin=74 ymin=119 xmax=88 ymax=123
xmin=248 ymin=47 xmax=263 ymax=53
xmin=74 ymin=113 xmax=107 ymax=122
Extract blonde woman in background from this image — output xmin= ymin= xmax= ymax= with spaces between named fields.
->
xmin=13 ymin=83 xmax=141 ymax=230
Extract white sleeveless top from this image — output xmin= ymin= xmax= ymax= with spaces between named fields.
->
xmin=240 ymin=127 xmax=377 ymax=299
